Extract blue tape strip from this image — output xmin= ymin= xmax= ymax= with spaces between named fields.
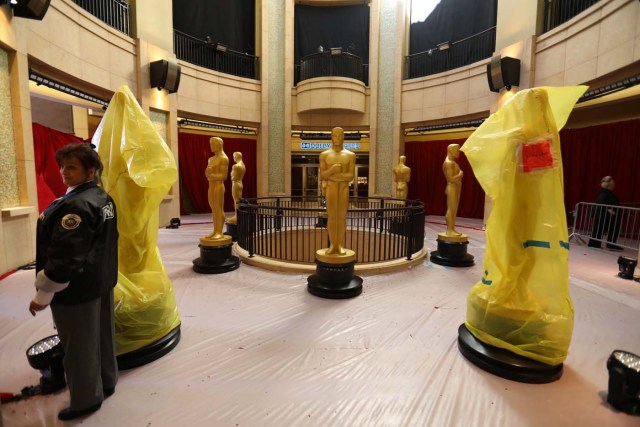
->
xmin=559 ymin=241 xmax=569 ymax=249
xmin=481 ymin=277 xmax=492 ymax=285
xmin=523 ymin=240 xmax=550 ymax=249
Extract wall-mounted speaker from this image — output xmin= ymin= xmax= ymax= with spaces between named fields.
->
xmin=486 ymin=55 xmax=521 ymax=93
xmin=149 ymin=60 xmax=181 ymax=94
xmin=12 ymin=0 xmax=51 ymax=20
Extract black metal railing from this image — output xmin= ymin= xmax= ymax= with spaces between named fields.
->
xmin=543 ymin=0 xmax=601 ymax=33
xmin=295 ymin=52 xmax=368 ymax=86
xmin=236 ymin=197 xmax=424 ymax=264
xmin=405 ymin=27 xmax=496 ymax=80
xmin=173 ymin=30 xmax=260 ymax=80
xmin=71 ymin=0 xmax=130 ymax=35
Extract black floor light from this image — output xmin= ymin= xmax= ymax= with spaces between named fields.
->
xmin=606 ymin=350 xmax=640 ymax=415
xmin=166 ymin=217 xmax=181 ymax=229
xmin=26 ymin=335 xmax=66 ymax=394
xmin=617 ymin=256 xmax=637 ymax=280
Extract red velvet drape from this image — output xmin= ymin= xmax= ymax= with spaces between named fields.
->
xmin=560 ymin=119 xmax=640 ymax=213
xmin=405 ymin=138 xmax=485 ymax=218
xmin=32 ymin=123 xmax=85 ymax=213
xmin=178 ymin=132 xmax=257 ymax=214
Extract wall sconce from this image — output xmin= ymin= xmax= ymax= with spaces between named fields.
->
xmin=436 ymin=41 xmax=450 ymax=51
xmin=214 ymin=43 xmax=228 ymax=52
xmin=486 ymin=55 xmax=521 ymax=92
xmin=149 ymin=59 xmax=181 ymax=93
xmin=330 ymin=47 xmax=342 ymax=56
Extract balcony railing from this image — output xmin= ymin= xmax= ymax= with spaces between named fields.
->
xmin=294 ymin=52 xmax=368 ymax=86
xmin=404 ymin=27 xmax=496 ymax=80
xmin=173 ymin=30 xmax=260 ymax=80
xmin=71 ymin=0 xmax=130 ymax=36
xmin=543 ymin=0 xmax=601 ymax=32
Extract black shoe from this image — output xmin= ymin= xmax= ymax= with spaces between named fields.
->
xmin=103 ymin=387 xmax=115 ymax=398
xmin=58 ymin=402 xmax=102 ymax=421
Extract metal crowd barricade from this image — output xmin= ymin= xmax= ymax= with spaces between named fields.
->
xmin=569 ymin=202 xmax=640 ymax=252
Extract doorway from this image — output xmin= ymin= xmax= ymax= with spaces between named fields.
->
xmin=291 ymin=155 xmax=369 ymax=198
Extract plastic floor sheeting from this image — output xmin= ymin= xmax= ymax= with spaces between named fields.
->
xmin=1 ymin=215 xmax=639 ymax=427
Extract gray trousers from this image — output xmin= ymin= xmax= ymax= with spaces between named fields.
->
xmin=51 ymin=289 xmax=118 ymax=410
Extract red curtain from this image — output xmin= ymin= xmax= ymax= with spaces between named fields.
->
xmin=178 ymin=132 xmax=257 ymax=214
xmin=32 ymin=123 xmax=85 ymax=213
xmin=560 ymin=119 xmax=640 ymax=213
xmin=405 ymin=138 xmax=485 ymax=219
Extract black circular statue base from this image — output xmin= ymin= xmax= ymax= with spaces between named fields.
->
xmin=225 ymin=222 xmax=238 ymax=242
xmin=457 ymin=323 xmax=563 ymax=384
xmin=430 ymin=239 xmax=474 ymax=267
xmin=307 ymin=260 xmax=363 ymax=299
xmin=193 ymin=243 xmax=240 ymax=274
xmin=117 ymin=325 xmax=181 ymax=370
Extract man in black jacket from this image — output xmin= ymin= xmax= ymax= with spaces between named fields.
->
xmin=588 ymin=176 xmax=622 ymax=250
xmin=29 ymin=143 xmax=119 ymax=421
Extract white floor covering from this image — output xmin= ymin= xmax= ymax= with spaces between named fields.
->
xmin=1 ymin=215 xmax=639 ymax=426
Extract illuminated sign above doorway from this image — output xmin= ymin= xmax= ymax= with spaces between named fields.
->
xmin=300 ymin=142 xmax=361 ymax=150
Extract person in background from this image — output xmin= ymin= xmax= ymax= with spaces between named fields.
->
xmin=29 ymin=143 xmax=119 ymax=421
xmin=588 ymin=175 xmax=623 ymax=250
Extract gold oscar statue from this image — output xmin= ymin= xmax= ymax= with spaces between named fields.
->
xmin=317 ymin=127 xmax=356 ymax=262
xmin=431 ymin=143 xmax=473 ymax=266
xmin=226 ymin=151 xmax=246 ymax=225
xmin=393 ymin=155 xmax=411 ymax=203
xmin=200 ymin=137 xmax=231 ymax=246
xmin=439 ymin=143 xmax=467 ymax=242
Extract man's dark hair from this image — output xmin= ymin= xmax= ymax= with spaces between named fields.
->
xmin=55 ymin=143 xmax=104 ymax=184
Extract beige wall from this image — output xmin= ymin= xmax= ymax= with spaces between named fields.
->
xmin=25 ymin=0 xmax=136 ymax=92
xmin=495 ymin=0 xmax=540 ymax=51
xmin=401 ymin=60 xmax=493 ymax=126
xmin=131 ymin=0 xmax=174 ymax=53
xmin=177 ymin=63 xmax=261 ymax=125
xmin=534 ymin=0 xmax=640 ymax=87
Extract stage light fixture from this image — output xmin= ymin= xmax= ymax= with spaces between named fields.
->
xmin=437 ymin=41 xmax=450 ymax=51
xmin=29 ymin=70 xmax=110 ymax=107
xmin=606 ymin=350 xmax=640 ymax=415
xmin=26 ymin=335 xmax=66 ymax=394
xmin=617 ymin=256 xmax=637 ymax=280
xmin=330 ymin=47 xmax=342 ymax=56
xmin=178 ymin=118 xmax=257 ymax=135
xmin=166 ymin=217 xmax=181 ymax=229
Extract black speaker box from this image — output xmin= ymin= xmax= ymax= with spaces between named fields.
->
xmin=149 ymin=60 xmax=181 ymax=94
xmin=487 ymin=55 xmax=521 ymax=93
xmin=12 ymin=0 xmax=51 ymax=20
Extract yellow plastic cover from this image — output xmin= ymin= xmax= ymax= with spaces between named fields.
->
xmin=93 ymin=85 xmax=180 ymax=355
xmin=460 ymin=86 xmax=587 ymax=365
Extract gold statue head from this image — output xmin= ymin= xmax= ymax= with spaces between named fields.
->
xmin=233 ymin=151 xmax=242 ymax=162
xmin=399 ymin=155 xmax=406 ymax=164
xmin=447 ymin=143 xmax=460 ymax=159
xmin=210 ymin=136 xmax=223 ymax=152
xmin=331 ymin=127 xmax=344 ymax=149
